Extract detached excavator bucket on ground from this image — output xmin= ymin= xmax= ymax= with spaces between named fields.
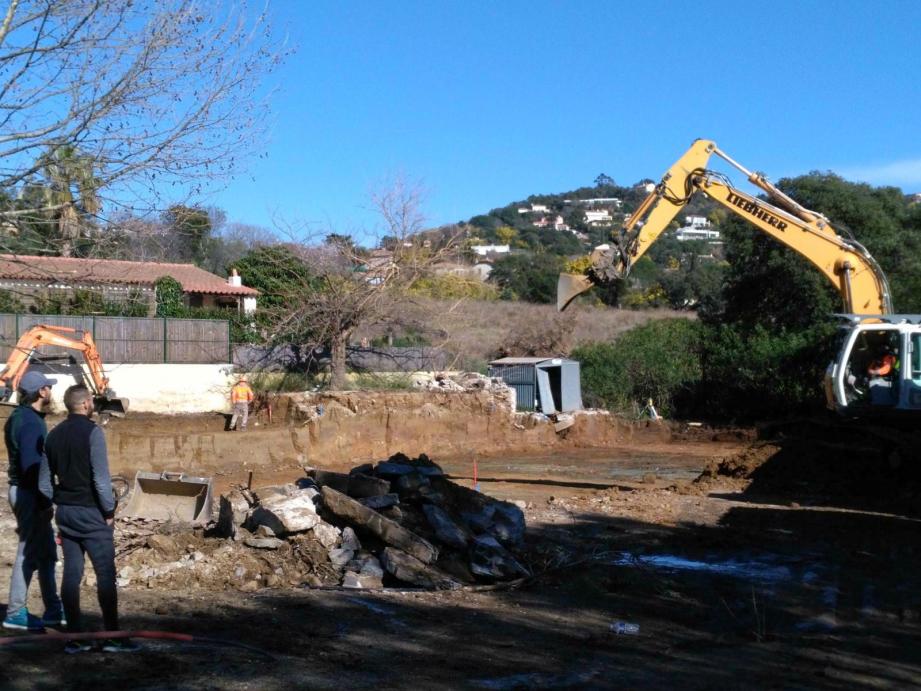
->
xmin=122 ymin=471 xmax=213 ymax=525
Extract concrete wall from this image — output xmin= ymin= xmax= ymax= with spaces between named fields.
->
xmin=29 ymin=362 xmax=236 ymax=414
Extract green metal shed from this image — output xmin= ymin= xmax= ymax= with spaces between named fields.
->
xmin=488 ymin=357 xmax=583 ymax=414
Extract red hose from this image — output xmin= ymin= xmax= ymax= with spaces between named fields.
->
xmin=0 ymin=629 xmax=274 ymax=658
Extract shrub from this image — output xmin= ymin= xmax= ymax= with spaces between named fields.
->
xmin=154 ymin=276 xmax=184 ymax=317
xmin=573 ymin=318 xmax=704 ymax=416
xmin=700 ymin=322 xmax=836 ymax=420
xmin=410 ymin=274 xmax=498 ymax=301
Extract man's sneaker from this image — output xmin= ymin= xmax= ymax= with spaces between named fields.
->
xmin=100 ymin=638 xmax=139 ymax=653
xmin=64 ymin=640 xmax=94 ymax=655
xmin=42 ymin=610 xmax=66 ymax=628
xmin=2 ymin=608 xmax=45 ymax=631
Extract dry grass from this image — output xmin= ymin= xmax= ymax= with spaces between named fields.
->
xmin=357 ymin=298 xmax=693 ymax=369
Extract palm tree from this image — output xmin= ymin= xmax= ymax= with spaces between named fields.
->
xmin=39 ymin=146 xmax=101 ymax=256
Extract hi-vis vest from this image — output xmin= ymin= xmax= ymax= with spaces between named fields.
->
xmin=231 ymin=383 xmax=254 ymax=404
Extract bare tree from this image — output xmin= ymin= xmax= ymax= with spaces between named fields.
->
xmin=0 ymin=0 xmax=285 ymax=251
xmin=263 ymin=178 xmax=461 ymax=389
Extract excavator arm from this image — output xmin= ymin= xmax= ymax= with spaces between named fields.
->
xmin=558 ymin=139 xmax=892 ymax=315
xmin=0 ymin=325 xmax=127 ymax=416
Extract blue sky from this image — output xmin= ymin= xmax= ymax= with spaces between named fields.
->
xmin=210 ymin=0 xmax=921 ymax=239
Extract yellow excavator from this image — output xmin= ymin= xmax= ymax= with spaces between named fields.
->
xmin=558 ymin=138 xmax=921 ymax=416
xmin=0 ymin=325 xmax=128 ymax=417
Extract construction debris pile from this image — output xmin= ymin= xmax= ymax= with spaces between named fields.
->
xmin=116 ymin=453 xmax=529 ymax=592
xmin=413 ymin=371 xmax=511 ymax=397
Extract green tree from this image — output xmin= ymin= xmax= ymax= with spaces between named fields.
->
xmin=574 ymin=319 xmax=703 ymax=415
xmin=162 ymin=205 xmax=213 ymax=265
xmin=235 ymin=246 xmax=316 ymax=312
xmin=13 ymin=146 xmax=103 ymax=256
xmin=489 ymin=253 xmax=564 ymax=303
xmin=495 ymin=226 xmax=517 ymax=246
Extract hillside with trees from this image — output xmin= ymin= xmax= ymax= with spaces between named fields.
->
xmin=458 ymin=174 xmax=728 ymax=310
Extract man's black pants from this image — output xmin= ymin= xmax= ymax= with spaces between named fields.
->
xmin=55 ymin=505 xmax=118 ymax=632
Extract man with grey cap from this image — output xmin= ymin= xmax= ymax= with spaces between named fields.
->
xmin=3 ymin=370 xmax=63 ymax=631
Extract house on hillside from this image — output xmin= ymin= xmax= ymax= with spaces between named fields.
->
xmin=533 ymin=215 xmax=570 ymax=231
xmin=675 ymin=215 xmax=720 ymax=241
xmin=357 ymin=248 xmax=397 ymax=284
xmin=584 ymin=210 xmax=613 ymax=226
xmin=517 ymin=204 xmax=549 ymax=214
xmin=471 ymin=244 xmax=510 ymax=256
xmin=0 ymin=254 xmax=259 ymax=315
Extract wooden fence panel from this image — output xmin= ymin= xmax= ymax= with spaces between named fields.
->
xmin=0 ymin=314 xmax=230 ymax=365
xmin=94 ymin=316 xmax=165 ymax=363
xmin=165 ymin=318 xmax=229 ymax=364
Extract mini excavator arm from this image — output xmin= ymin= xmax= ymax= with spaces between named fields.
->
xmin=557 ymin=139 xmax=892 ymax=316
xmin=0 ymin=325 xmax=127 ymax=416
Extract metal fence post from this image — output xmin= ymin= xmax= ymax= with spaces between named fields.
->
xmin=227 ymin=321 xmax=232 ymax=365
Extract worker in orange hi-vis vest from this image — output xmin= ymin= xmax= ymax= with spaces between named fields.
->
xmin=229 ymin=377 xmax=254 ymax=431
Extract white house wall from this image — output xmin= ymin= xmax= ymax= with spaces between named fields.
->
xmin=30 ymin=363 xmax=239 ymax=414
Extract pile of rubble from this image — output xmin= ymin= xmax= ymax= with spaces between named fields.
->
xmin=414 ymin=371 xmax=511 ymax=397
xmin=116 ymin=453 xmax=529 ymax=592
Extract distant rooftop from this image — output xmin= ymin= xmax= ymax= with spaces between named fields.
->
xmin=0 ymin=254 xmax=258 ymax=296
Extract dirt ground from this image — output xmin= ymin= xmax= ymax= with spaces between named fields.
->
xmin=1 ymin=424 xmax=920 ymax=689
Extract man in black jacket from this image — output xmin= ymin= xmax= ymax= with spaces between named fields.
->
xmin=41 ymin=385 xmax=136 ymax=654
xmin=3 ymin=370 xmax=63 ymax=631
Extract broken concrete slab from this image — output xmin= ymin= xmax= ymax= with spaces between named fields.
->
xmin=321 ymin=487 xmax=438 ymax=564
xmin=470 ymin=535 xmax=530 ymax=580
xmin=244 ymin=536 xmax=284 ymax=550
xmin=358 ymin=493 xmax=400 ymax=511
xmin=347 ymin=473 xmax=391 ymax=498
xmin=380 ymin=547 xmax=459 ymax=590
xmin=460 ymin=504 xmax=496 ymax=534
xmin=216 ymin=489 xmax=251 ymax=538
xmin=311 ymin=522 xmax=342 ymax=549
xmin=393 ymin=473 xmax=430 ymax=496
xmin=375 ymin=462 xmax=443 ymax=478
xmin=309 ymin=469 xmax=351 ymax=493
xmin=253 ymin=484 xmax=296 ymax=503
xmin=341 ymin=570 xmax=383 ymax=589
xmin=489 ymin=503 xmax=526 ymax=548
xmin=247 ymin=490 xmax=320 ymax=535
xmin=341 ymin=526 xmax=361 ymax=552
xmin=254 ymin=524 xmax=276 ymax=538
xmin=422 ymin=504 xmax=470 ymax=551
xmin=349 ymin=463 xmax=374 ymax=477
xmin=328 ymin=547 xmax=354 ymax=570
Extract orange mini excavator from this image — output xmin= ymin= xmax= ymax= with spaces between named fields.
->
xmin=0 ymin=325 xmax=128 ymax=417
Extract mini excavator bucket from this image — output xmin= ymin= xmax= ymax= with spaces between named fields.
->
xmin=95 ymin=395 xmax=128 ymax=418
xmin=122 ymin=471 xmax=214 ymax=525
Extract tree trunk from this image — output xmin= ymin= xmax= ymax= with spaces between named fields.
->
xmin=330 ymin=330 xmax=351 ymax=390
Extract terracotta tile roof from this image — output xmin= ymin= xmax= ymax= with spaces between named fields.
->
xmin=0 ymin=254 xmax=259 ymax=296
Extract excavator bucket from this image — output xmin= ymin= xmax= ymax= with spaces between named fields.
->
xmin=95 ymin=395 xmax=128 ymax=418
xmin=557 ymin=272 xmax=595 ymax=311
xmin=122 ymin=471 xmax=214 ymax=524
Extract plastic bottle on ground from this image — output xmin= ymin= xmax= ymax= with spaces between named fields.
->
xmin=610 ymin=621 xmax=640 ymax=635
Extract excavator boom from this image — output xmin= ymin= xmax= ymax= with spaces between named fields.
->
xmin=558 ymin=139 xmax=892 ymax=315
